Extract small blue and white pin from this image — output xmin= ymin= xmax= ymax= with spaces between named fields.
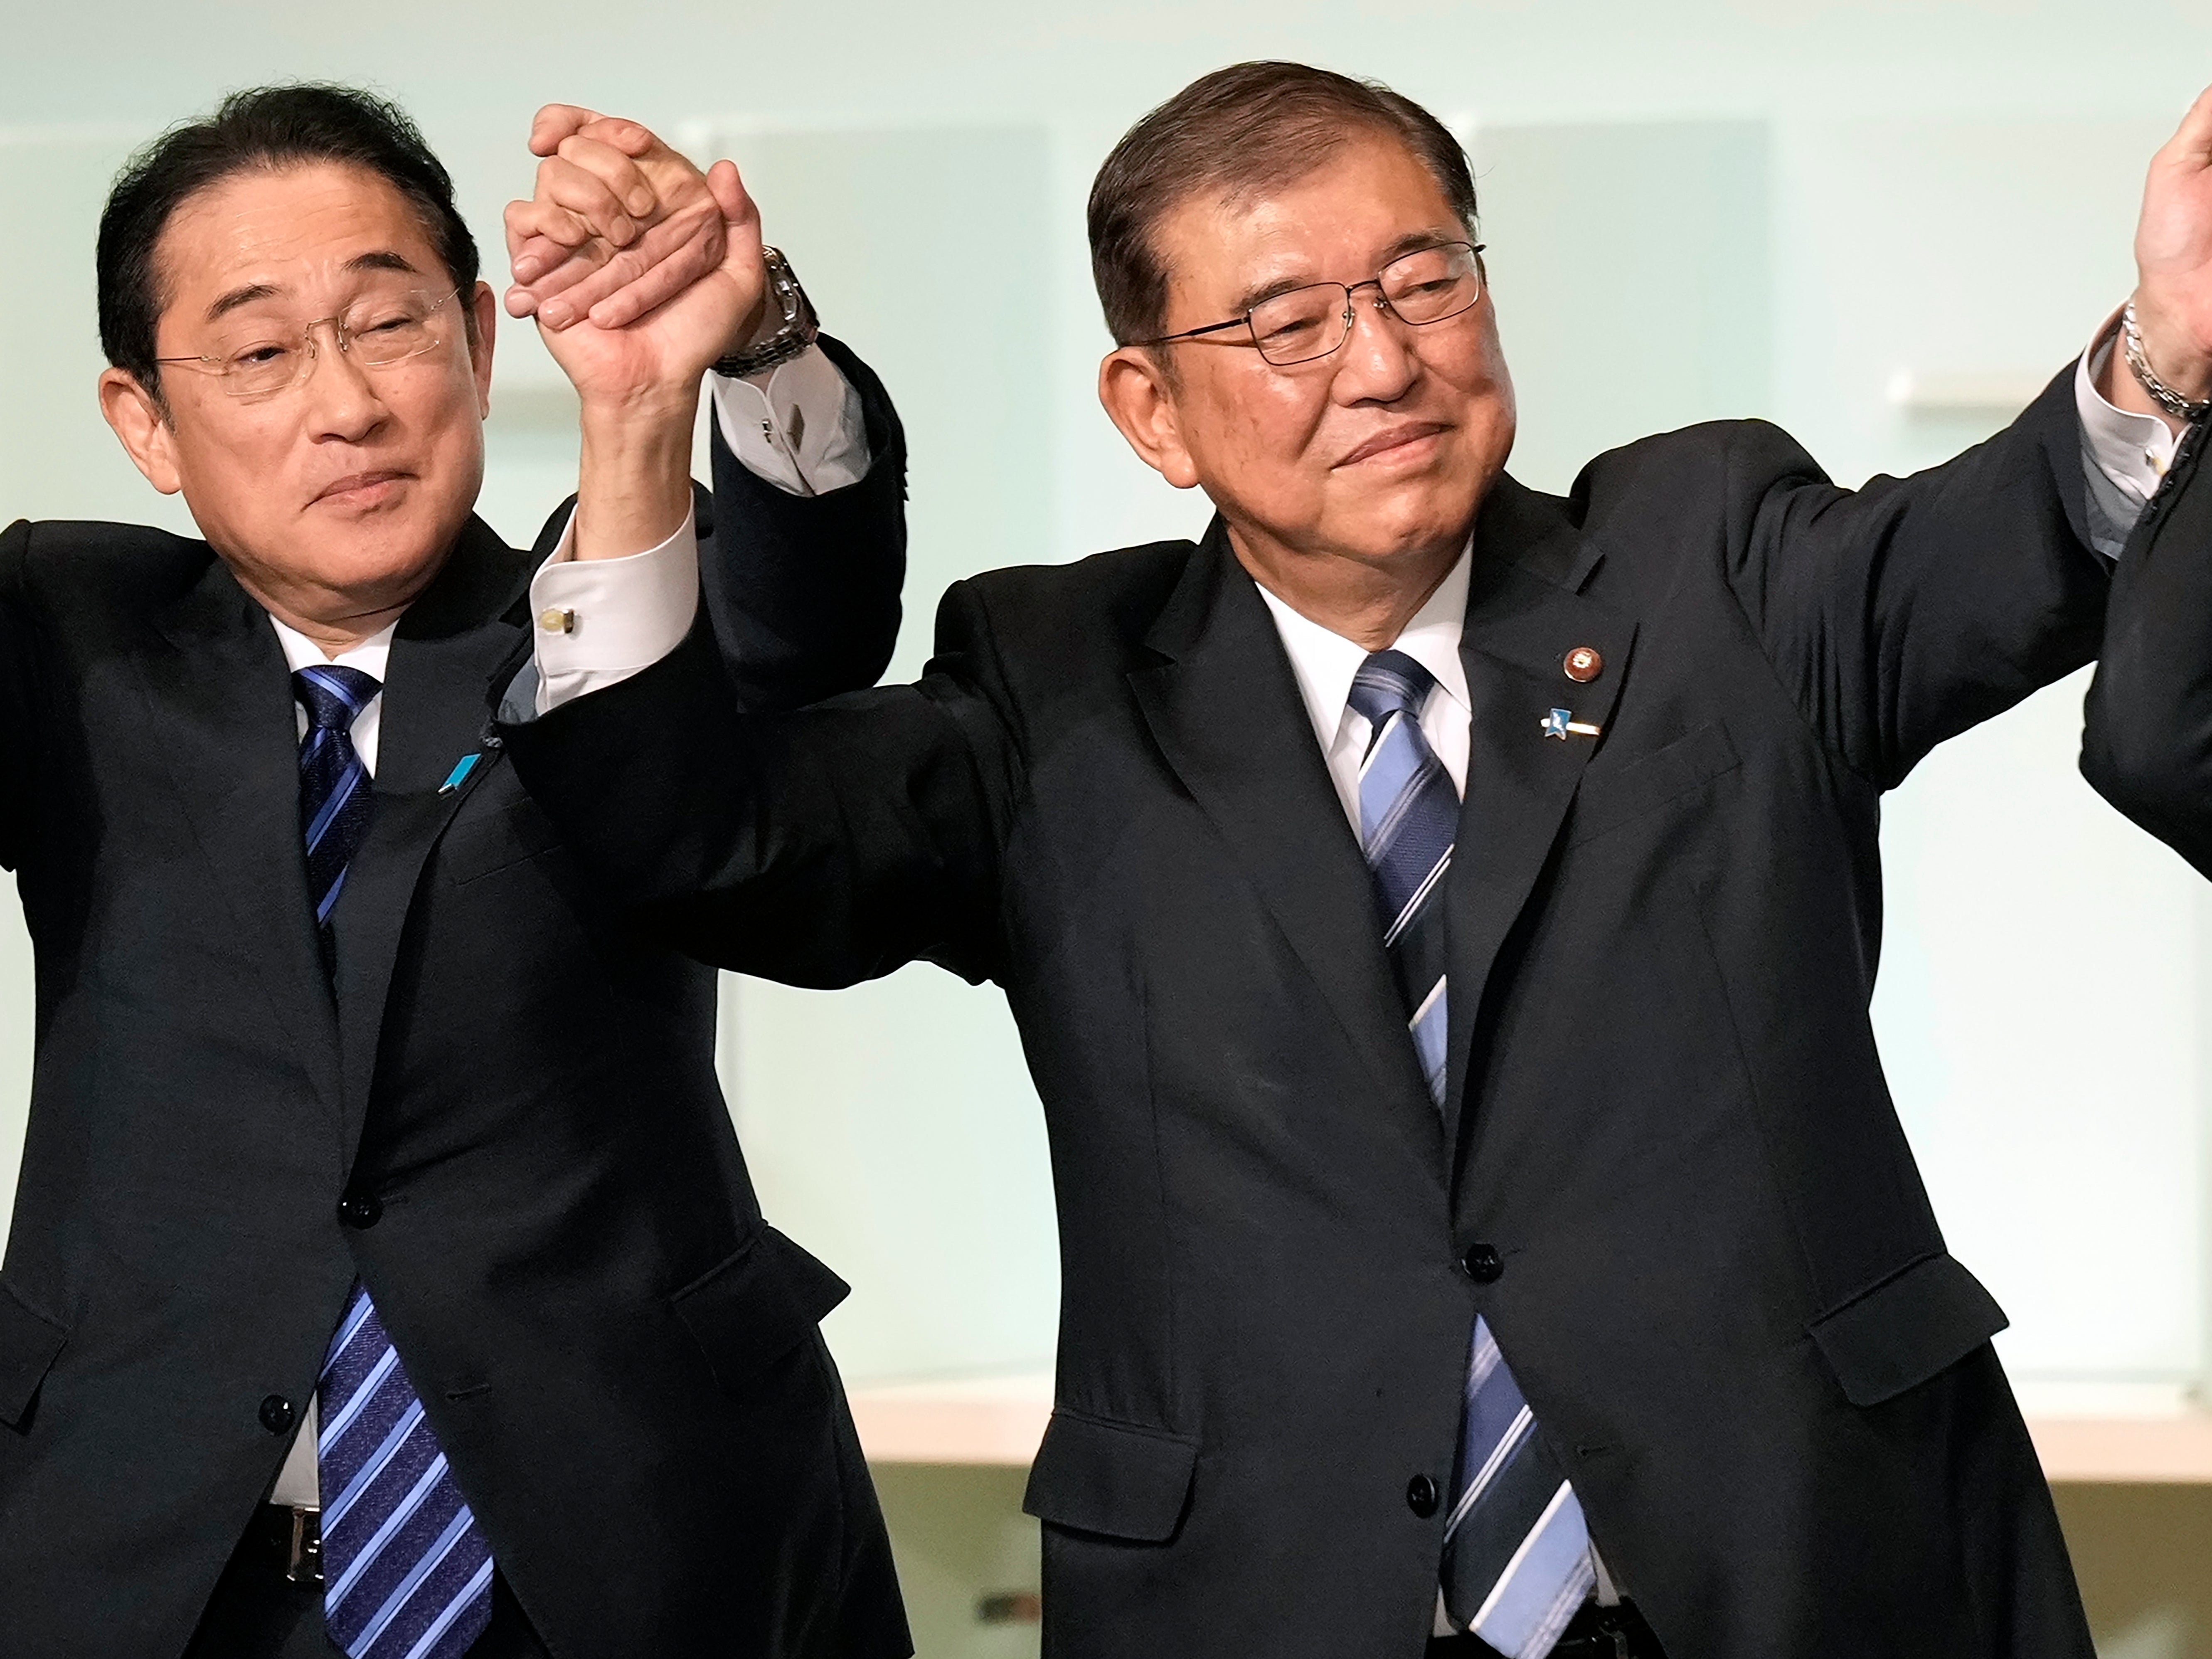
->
xmin=438 ymin=752 xmax=485 ymax=794
xmin=1542 ymin=707 xmax=1602 ymax=740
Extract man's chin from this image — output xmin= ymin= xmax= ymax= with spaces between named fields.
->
xmin=301 ymin=529 xmax=456 ymax=609
xmin=1335 ymin=493 xmax=1481 ymax=568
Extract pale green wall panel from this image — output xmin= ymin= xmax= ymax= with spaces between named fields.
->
xmin=687 ymin=125 xmax=1063 ymax=1384
xmin=1472 ymin=120 xmax=1772 ymax=494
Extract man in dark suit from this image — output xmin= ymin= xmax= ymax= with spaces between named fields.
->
xmin=0 ymin=86 xmax=911 ymax=1657
xmin=502 ymin=64 xmax=2212 ymax=1659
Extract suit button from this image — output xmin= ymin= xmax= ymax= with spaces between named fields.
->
xmin=1407 ymin=1474 xmax=1441 ymax=1517
xmin=259 ymin=1394 xmax=296 ymax=1434
xmin=1461 ymin=1243 xmax=1503 ymax=1283
xmin=337 ymin=1193 xmax=382 ymax=1230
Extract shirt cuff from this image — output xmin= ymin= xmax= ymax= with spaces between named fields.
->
xmin=530 ymin=505 xmax=702 ymax=715
xmin=2077 ymin=312 xmax=2179 ymax=509
xmin=709 ymin=343 xmax=870 ymax=498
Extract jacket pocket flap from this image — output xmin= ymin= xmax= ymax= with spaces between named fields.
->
xmin=671 ymin=1226 xmax=850 ymax=1393
xmin=1022 ymin=1410 xmax=1198 ymax=1543
xmin=1807 ymin=1252 xmax=2008 ymax=1407
xmin=442 ymin=794 xmax=562 ymax=886
xmin=1570 ymin=720 xmax=1742 ymax=846
xmin=0 ymin=1281 xmax=67 ymax=1430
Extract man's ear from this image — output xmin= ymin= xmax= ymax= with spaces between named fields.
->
xmin=1098 ymin=346 xmax=1202 ymax=490
xmin=466 ymin=280 xmax=499 ymax=419
xmin=98 ymin=368 xmax=183 ymax=496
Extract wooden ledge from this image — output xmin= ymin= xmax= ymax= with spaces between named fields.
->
xmin=848 ymin=1372 xmax=2212 ymax=1482
xmin=848 ymin=1371 xmax=1053 ymax=1466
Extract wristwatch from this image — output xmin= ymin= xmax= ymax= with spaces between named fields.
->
xmin=713 ymin=246 xmax=820 ymax=379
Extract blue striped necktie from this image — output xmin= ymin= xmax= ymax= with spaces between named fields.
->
xmin=1346 ymin=652 xmax=1596 ymax=1659
xmin=293 ymin=666 xmax=495 ymax=1659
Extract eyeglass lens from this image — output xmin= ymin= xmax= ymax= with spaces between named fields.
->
xmin=1246 ymin=243 xmax=1482 ymax=366
xmin=203 ymin=287 xmax=456 ymax=397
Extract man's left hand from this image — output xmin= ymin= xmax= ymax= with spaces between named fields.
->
xmin=2130 ymin=84 xmax=2212 ymax=411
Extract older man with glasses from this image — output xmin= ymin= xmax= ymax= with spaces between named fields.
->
xmin=0 ymin=84 xmax=914 ymax=1659
xmin=503 ymin=60 xmax=2212 ymax=1659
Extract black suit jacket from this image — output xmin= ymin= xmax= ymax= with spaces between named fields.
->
xmin=0 ymin=338 xmax=913 ymax=1659
xmin=2079 ymin=419 xmax=2212 ymax=865
xmin=504 ymin=366 xmax=2153 ymax=1659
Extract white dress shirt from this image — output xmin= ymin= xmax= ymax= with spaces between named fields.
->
xmin=2076 ymin=321 xmax=2181 ymax=557
xmin=257 ymin=350 xmax=862 ymax=1511
xmin=1258 ymin=552 xmax=1474 ymax=814
xmin=271 ymin=620 xmax=396 ymax=771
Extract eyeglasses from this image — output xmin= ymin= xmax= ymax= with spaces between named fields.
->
xmin=153 ymin=284 xmax=466 ymax=400
xmin=1136 ymin=241 xmax=1485 ymax=367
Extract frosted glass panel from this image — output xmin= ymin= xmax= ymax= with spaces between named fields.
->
xmin=1471 ymin=121 xmax=1772 ymax=493
xmin=1771 ymin=119 xmax=2207 ymax=1386
xmin=687 ymin=126 xmax=1064 ymax=1383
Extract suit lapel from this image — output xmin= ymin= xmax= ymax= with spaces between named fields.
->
xmin=329 ymin=517 xmax=531 ymax=1153
xmin=138 ymin=556 xmax=344 ymax=1117
xmin=1441 ymin=477 xmax=1636 ymax=1150
xmin=1129 ymin=524 xmax=1439 ymax=1153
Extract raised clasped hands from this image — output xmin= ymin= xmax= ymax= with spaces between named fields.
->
xmin=2130 ymin=84 xmax=2212 ymax=413
xmin=503 ymin=105 xmax=769 ymax=417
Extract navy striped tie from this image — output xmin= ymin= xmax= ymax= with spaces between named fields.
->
xmin=293 ymin=666 xmax=495 ymax=1659
xmin=1345 ymin=652 xmax=1595 ymax=1659
xmin=296 ymin=665 xmax=380 ymax=978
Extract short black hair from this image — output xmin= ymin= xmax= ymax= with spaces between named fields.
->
xmin=1089 ymin=62 xmax=1478 ymax=347
xmin=97 ymin=83 xmax=480 ymax=388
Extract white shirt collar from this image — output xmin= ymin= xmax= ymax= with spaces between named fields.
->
xmin=267 ymin=615 xmax=397 ymax=686
xmin=1254 ymin=540 xmax=1473 ymax=756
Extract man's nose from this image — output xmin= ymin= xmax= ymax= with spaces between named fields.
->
xmin=1330 ymin=293 xmax=1420 ymax=403
xmin=299 ymin=331 xmax=389 ymax=440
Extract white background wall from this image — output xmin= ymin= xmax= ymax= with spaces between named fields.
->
xmin=5 ymin=0 xmax=2212 ymax=1402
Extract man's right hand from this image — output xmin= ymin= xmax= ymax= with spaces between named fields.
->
xmin=505 ymin=106 xmax=751 ymax=338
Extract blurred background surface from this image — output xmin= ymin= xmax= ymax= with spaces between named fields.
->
xmin=7 ymin=2 xmax=2212 ymax=1652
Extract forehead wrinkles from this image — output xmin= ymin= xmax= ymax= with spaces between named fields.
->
xmin=151 ymin=163 xmax=437 ymax=335
xmin=1157 ymin=133 xmax=1458 ymax=315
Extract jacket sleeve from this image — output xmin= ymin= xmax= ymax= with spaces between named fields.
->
xmin=699 ymin=333 xmax=907 ymax=711
xmin=520 ymin=334 xmax=907 ymax=715
xmin=1714 ymin=364 xmax=2121 ymax=789
xmin=500 ymin=575 xmax=1013 ymax=988
xmin=2079 ymin=420 xmax=2212 ymax=876
xmin=0 ymin=520 xmax=38 ymax=877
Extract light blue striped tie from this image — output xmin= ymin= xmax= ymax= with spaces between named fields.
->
xmin=1346 ymin=652 xmax=1595 ymax=1659
xmin=294 ymin=668 xmax=495 ymax=1659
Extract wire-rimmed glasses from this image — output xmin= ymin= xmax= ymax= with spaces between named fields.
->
xmin=1136 ymin=241 xmax=1485 ymax=367
xmin=153 ymin=284 xmax=466 ymax=399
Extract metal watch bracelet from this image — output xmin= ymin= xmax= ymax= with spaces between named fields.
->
xmin=2122 ymin=301 xmax=2212 ymax=423
xmin=713 ymin=247 xmax=820 ymax=380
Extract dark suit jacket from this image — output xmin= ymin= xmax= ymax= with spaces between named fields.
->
xmin=0 ymin=337 xmax=913 ymax=1659
xmin=504 ymin=366 xmax=2157 ymax=1659
xmin=2079 ymin=419 xmax=2212 ymax=865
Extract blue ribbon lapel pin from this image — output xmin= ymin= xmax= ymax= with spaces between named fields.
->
xmin=1541 ymin=707 xmax=1602 ymax=741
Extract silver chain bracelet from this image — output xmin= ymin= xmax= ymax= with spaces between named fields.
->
xmin=2121 ymin=301 xmax=2211 ymax=423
